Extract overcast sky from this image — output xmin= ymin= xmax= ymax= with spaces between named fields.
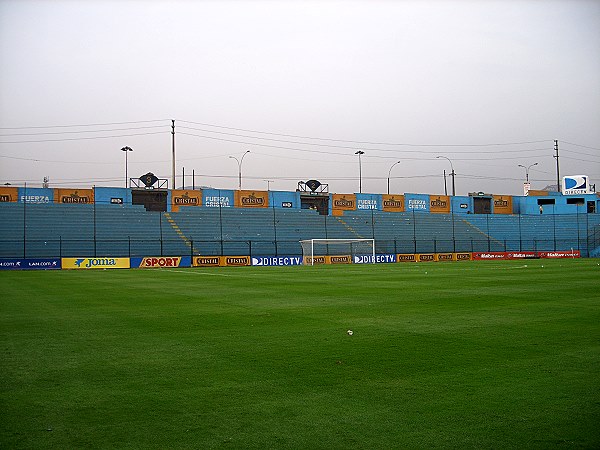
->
xmin=1 ymin=0 xmax=599 ymax=196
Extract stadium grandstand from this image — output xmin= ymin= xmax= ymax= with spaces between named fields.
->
xmin=0 ymin=175 xmax=599 ymax=268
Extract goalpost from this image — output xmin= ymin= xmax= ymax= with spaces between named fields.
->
xmin=299 ymin=239 xmax=375 ymax=265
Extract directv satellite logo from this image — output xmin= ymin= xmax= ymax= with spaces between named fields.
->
xmin=562 ymin=175 xmax=589 ymax=195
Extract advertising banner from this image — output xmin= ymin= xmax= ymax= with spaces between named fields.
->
xmin=62 ymin=257 xmax=130 ymax=269
xmin=193 ymin=256 xmax=221 ymax=267
xmin=506 ymin=252 xmax=537 ymax=259
xmin=131 ymin=257 xmax=190 ymax=268
xmin=171 ymin=190 xmax=202 ymax=212
xmin=416 ymin=254 xmax=436 ymax=262
xmin=331 ymin=194 xmax=356 ymax=216
xmin=353 ymin=254 xmax=396 ymax=264
xmin=356 ymin=194 xmax=380 ymax=211
xmin=455 ymin=253 xmax=472 ymax=261
xmin=429 ymin=195 xmax=451 ymax=213
xmin=538 ymin=251 xmax=580 ymax=258
xmin=221 ymin=256 xmax=251 ymax=266
xmin=270 ymin=191 xmax=300 ymax=209
xmin=436 ymin=253 xmax=454 ymax=261
xmin=493 ymin=195 xmax=513 ymax=214
xmin=472 ymin=252 xmax=508 ymax=260
xmin=203 ymin=189 xmax=233 ymax=208
xmin=382 ymin=195 xmax=405 ymax=212
xmin=235 ymin=191 xmax=269 ymax=208
xmin=562 ymin=175 xmax=589 ymax=195
xmin=251 ymin=256 xmax=303 ymax=266
xmin=405 ymin=194 xmax=429 ymax=212
xmin=55 ymin=189 xmax=94 ymax=204
xmin=0 ymin=258 xmax=61 ymax=270
xmin=0 ymin=186 xmax=18 ymax=203
xmin=19 ymin=187 xmax=53 ymax=204
xmin=327 ymin=255 xmax=352 ymax=264
xmin=397 ymin=254 xmax=416 ymax=262
xmin=94 ymin=187 xmax=129 ymax=206
xmin=304 ymin=256 xmax=326 ymax=265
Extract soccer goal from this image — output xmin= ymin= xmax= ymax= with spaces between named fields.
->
xmin=299 ymin=239 xmax=375 ymax=265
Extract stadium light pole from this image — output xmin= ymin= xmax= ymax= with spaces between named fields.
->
xmin=355 ymin=150 xmax=365 ymax=193
xmin=436 ymin=155 xmax=455 ymax=196
xmin=121 ymin=146 xmax=133 ymax=188
xmin=229 ymin=150 xmax=250 ymax=190
xmin=518 ymin=162 xmax=538 ymax=182
xmin=387 ymin=160 xmax=401 ymax=195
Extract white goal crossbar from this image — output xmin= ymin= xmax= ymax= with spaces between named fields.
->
xmin=299 ymin=239 xmax=375 ymax=265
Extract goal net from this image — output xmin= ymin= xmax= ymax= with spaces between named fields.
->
xmin=299 ymin=239 xmax=375 ymax=265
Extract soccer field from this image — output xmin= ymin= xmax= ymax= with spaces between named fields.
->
xmin=1 ymin=260 xmax=599 ymax=449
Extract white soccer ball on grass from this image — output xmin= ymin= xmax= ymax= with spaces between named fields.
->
xmin=347 ymin=330 xmax=353 ymax=336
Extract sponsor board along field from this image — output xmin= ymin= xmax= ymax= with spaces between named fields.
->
xmin=1 ymin=259 xmax=599 ymax=448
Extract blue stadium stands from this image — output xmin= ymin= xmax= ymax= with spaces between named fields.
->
xmin=1 ymin=202 xmax=599 ymax=258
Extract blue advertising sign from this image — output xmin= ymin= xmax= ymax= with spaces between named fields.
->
xmin=203 ymin=189 xmax=234 ymax=208
xmin=353 ymin=254 xmax=397 ymax=264
xmin=18 ymin=187 xmax=53 ymax=204
xmin=356 ymin=193 xmax=381 ymax=210
xmin=405 ymin=193 xmax=430 ymax=212
xmin=251 ymin=256 xmax=303 ymax=266
xmin=0 ymin=258 xmax=62 ymax=270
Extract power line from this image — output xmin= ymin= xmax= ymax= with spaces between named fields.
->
xmin=178 ymin=131 xmax=551 ymax=160
xmin=178 ymin=124 xmax=552 ymax=154
xmin=561 ymin=141 xmax=600 ymax=151
xmin=0 ymin=131 xmax=169 ymax=144
xmin=0 ymin=119 xmax=170 ymax=130
xmin=178 ymin=119 xmax=551 ymax=148
xmin=0 ymin=125 xmax=169 ymax=137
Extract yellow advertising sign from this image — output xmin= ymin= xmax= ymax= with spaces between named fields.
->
xmin=416 ymin=253 xmax=436 ymax=262
xmin=396 ymin=254 xmax=416 ymax=262
xmin=493 ymin=195 xmax=513 ymax=214
xmin=62 ymin=257 xmax=130 ymax=269
xmin=304 ymin=256 xmax=326 ymax=265
xmin=455 ymin=252 xmax=472 ymax=261
xmin=171 ymin=190 xmax=202 ymax=212
xmin=429 ymin=195 xmax=451 ymax=213
xmin=193 ymin=256 xmax=221 ymax=267
xmin=221 ymin=256 xmax=251 ymax=266
xmin=331 ymin=194 xmax=356 ymax=214
xmin=382 ymin=195 xmax=405 ymax=212
xmin=0 ymin=186 xmax=18 ymax=202
xmin=436 ymin=253 xmax=454 ymax=261
xmin=55 ymin=189 xmax=94 ymax=204
xmin=234 ymin=191 xmax=269 ymax=208
xmin=327 ymin=255 xmax=351 ymax=264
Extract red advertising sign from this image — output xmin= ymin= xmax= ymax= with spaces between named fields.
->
xmin=472 ymin=252 xmax=508 ymax=260
xmin=538 ymin=251 xmax=580 ymax=259
xmin=474 ymin=251 xmax=580 ymax=260
xmin=506 ymin=252 xmax=537 ymax=259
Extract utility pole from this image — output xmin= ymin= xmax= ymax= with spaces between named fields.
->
xmin=436 ymin=156 xmax=455 ymax=196
xmin=171 ymin=119 xmax=176 ymax=189
xmin=554 ymin=139 xmax=560 ymax=193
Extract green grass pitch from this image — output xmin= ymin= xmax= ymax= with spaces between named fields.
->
xmin=1 ymin=259 xmax=599 ymax=449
